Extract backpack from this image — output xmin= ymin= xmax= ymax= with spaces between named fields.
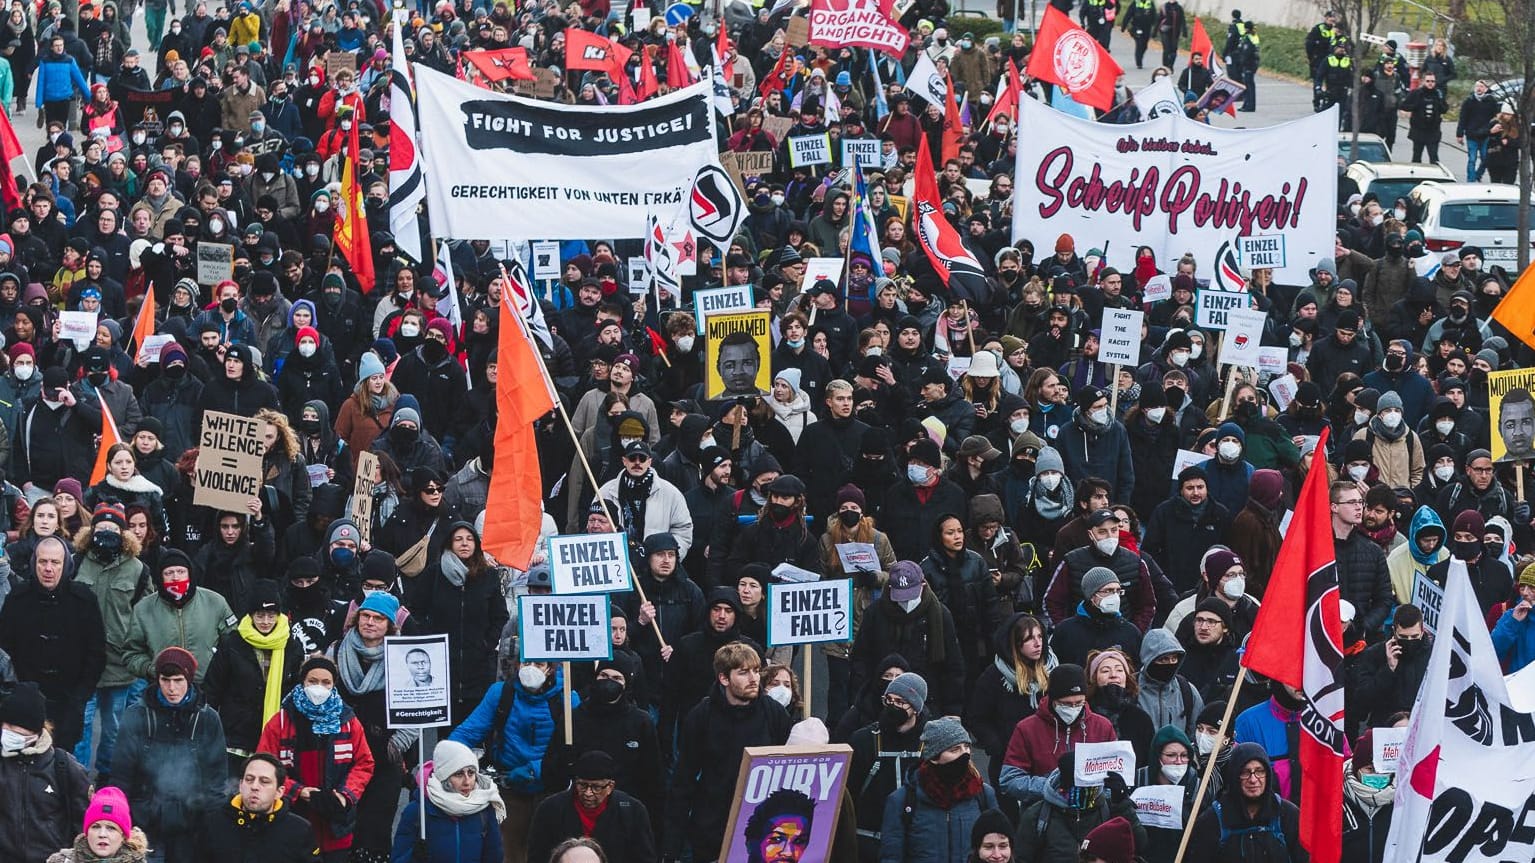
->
xmin=481 ymin=680 xmax=563 ymax=779
xmin=1212 ymin=800 xmax=1287 ymax=849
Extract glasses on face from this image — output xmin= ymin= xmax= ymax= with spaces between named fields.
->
xmin=1334 ymin=498 xmax=1363 ymax=507
xmin=1240 ymin=768 xmax=1268 ymax=780
xmin=1469 ymin=465 xmax=1494 ymax=474
xmin=1193 ymin=616 xmax=1224 ymax=627
xmin=1094 ymin=584 xmax=1123 ymax=597
xmin=574 ymin=780 xmax=614 ymax=795
xmin=624 ymin=454 xmax=651 ymax=464
xmin=421 ymin=485 xmax=444 ymax=494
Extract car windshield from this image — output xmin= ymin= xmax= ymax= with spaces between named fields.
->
xmin=1339 ymin=141 xmax=1390 ymax=162
xmin=1372 ymin=178 xmax=1442 ymax=204
xmin=1440 ymin=201 xmax=1520 ymax=231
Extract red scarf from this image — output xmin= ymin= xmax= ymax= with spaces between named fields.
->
xmin=574 ymin=797 xmax=608 ymax=836
xmin=916 ymin=761 xmax=984 ymax=810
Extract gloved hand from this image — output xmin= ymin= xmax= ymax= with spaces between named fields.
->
xmin=1516 ymin=501 xmax=1531 ymax=525
xmin=1102 ymin=771 xmax=1129 ymax=803
xmin=504 ymin=764 xmax=536 ymax=786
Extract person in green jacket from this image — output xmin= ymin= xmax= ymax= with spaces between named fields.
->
xmin=0 ymin=56 xmax=14 ymax=117
xmin=1228 ymin=384 xmax=1300 ymax=471
xmin=122 ymin=548 xmax=235 ymax=685
xmin=70 ymin=501 xmax=152 ymax=785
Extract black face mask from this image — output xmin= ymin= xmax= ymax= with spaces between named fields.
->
xmin=838 ymin=510 xmax=862 ymax=528
xmin=422 ymin=340 xmax=448 ymax=363
xmin=1485 ymin=540 xmax=1504 ymax=558
xmin=1396 ymin=637 xmax=1426 ymax=658
xmin=299 ymin=418 xmax=321 ymax=434
xmin=878 ymin=703 xmax=911 ymax=733
xmin=220 ymin=297 xmax=239 ymax=313
xmin=1452 ymin=539 xmax=1481 ymax=560
xmin=1385 ymin=354 xmax=1405 ymax=372
xmin=1146 ymin=662 xmax=1178 ymax=683
xmin=767 ymin=502 xmax=793 ymax=521
xmin=163 ymin=363 xmax=187 ymax=380
xmin=91 ymin=530 xmax=123 ymax=557
xmin=929 ymin=753 xmax=972 ymax=783
xmin=87 ymin=371 xmax=109 ymax=386
xmin=589 ymin=678 xmax=624 ymax=704
xmin=1164 ymin=387 xmax=1185 ymax=408
xmin=322 ymin=289 xmax=343 ymax=308
xmin=390 ymin=425 xmax=419 ymax=448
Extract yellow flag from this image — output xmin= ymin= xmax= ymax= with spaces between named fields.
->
xmin=1491 ymin=262 xmax=1535 ymax=350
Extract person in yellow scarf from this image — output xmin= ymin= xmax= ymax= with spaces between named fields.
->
xmin=204 ymin=581 xmax=303 ymax=778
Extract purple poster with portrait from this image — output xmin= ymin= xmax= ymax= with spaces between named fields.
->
xmin=720 ymin=745 xmax=854 ymax=863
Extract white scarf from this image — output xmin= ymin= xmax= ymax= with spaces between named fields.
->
xmin=427 ymin=772 xmax=506 ymax=823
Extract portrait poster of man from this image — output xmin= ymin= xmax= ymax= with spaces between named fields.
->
xmin=720 ymin=745 xmax=852 ymax=863
xmin=1487 ymin=369 xmax=1535 ymax=463
xmin=706 ymin=310 xmax=772 ymax=400
xmin=384 ymin=634 xmax=452 ymax=728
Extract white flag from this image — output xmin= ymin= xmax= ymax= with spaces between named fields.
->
xmin=389 ymin=24 xmax=426 ymax=262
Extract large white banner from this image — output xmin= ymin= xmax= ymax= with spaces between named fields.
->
xmin=1011 ymin=97 xmax=1337 ymax=285
xmin=1385 ymin=560 xmax=1535 ymax=863
xmin=413 ymin=65 xmax=719 ymax=240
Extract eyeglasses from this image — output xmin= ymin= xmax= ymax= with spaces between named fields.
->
xmin=624 ymin=454 xmax=651 ymax=463
xmin=574 ymin=780 xmax=614 ymax=794
xmin=1469 ymin=465 xmax=1494 ymax=473
xmin=1334 ymin=498 xmax=1364 ymax=507
xmin=1240 ymin=768 xmax=1268 ymax=780
xmin=1193 ymin=616 xmax=1224 ymax=626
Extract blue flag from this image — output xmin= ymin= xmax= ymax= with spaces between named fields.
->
xmin=849 ymin=163 xmax=884 ymax=298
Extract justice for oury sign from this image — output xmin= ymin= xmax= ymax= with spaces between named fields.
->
xmin=766 ymin=580 xmax=853 ymax=647
xmin=517 ymin=595 xmax=612 ymax=661
xmin=547 ymin=533 xmax=633 ymax=594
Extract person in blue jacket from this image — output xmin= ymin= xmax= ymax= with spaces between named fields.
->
xmin=34 ymin=34 xmax=90 ymax=125
xmin=449 ymin=659 xmax=577 ymax=863
xmin=1200 ymin=422 xmax=1255 ymax=516
xmin=392 ymin=739 xmax=504 ymax=863
xmin=1493 ymin=564 xmax=1535 ymax=674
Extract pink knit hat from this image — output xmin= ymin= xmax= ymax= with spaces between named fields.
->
xmin=84 ymin=787 xmax=132 ymax=836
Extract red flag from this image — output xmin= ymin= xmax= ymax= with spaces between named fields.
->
xmin=912 ymin=134 xmax=989 ymax=305
xmin=334 ymin=120 xmax=374 ymax=293
xmin=941 ymin=72 xmax=963 ymax=165
xmin=635 ymin=44 xmax=660 ymax=101
xmin=715 ymin=22 xmax=730 ymax=70
xmin=1242 ymin=427 xmax=1345 ymax=863
xmin=758 ymin=45 xmax=793 ymax=98
xmin=88 ymin=398 xmax=122 ymax=486
xmin=984 ymin=60 xmax=1022 ymax=128
xmin=481 ymin=282 xmax=558 ymax=571
xmin=1024 ymin=5 xmax=1123 ymax=112
xmin=565 ymin=27 xmax=620 ymax=73
xmin=665 ymin=41 xmax=693 ymax=88
xmin=462 ymin=47 xmax=536 ymax=82
xmin=0 ymin=106 xmax=21 ymax=212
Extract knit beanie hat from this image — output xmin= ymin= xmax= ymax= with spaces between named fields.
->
xmin=84 ymin=787 xmax=133 ymax=837
xmin=432 ymin=739 xmax=478 ymax=784
xmin=299 ymin=655 xmax=340 ymax=682
xmin=920 ymin=717 xmax=970 ymax=759
xmin=1048 ymin=664 xmax=1087 ymax=699
xmin=1034 ymin=446 xmax=1064 ymax=476
xmin=1081 ymin=816 xmax=1136 ymax=863
xmin=359 ymin=591 xmax=401 ymax=621
xmin=885 ymin=672 xmax=928 ymax=714
xmin=1520 ymin=561 xmax=1535 ymax=590
xmin=1081 ymin=567 xmax=1118 ymax=600
xmin=970 ymin=809 xmax=1015 ymax=850
xmin=1249 ymin=469 xmax=1284 ymax=509
xmin=154 ymin=646 xmax=198 ymax=679
xmin=358 ymin=351 xmax=386 ymax=379
xmin=0 ymin=681 xmax=46 ymax=731
xmin=835 ymin=483 xmax=866 ymax=509
xmin=1453 ymin=509 xmax=1486 ymax=538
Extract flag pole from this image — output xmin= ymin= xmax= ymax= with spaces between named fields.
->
xmin=1173 ymin=668 xmax=1248 ymax=863
xmin=498 ymin=264 xmax=669 ymax=648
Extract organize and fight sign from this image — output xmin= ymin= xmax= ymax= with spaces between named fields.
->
xmin=414 ymin=65 xmax=719 ymax=240
xmin=807 ymin=0 xmax=908 ymax=55
xmin=1011 ymin=96 xmax=1336 ymax=285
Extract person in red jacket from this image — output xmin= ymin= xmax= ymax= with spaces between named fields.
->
xmin=996 ymin=663 xmax=1117 ymax=807
xmin=257 ymin=655 xmax=376 ymax=861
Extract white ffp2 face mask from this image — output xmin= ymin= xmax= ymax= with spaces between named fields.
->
xmin=766 ymin=685 xmax=792 ymax=707
xmin=518 ymin=666 xmax=548 ymax=690
xmin=303 ymin=684 xmax=332 ymax=705
xmin=1094 ymin=536 xmax=1119 ymax=556
xmin=1097 ymin=593 xmax=1122 ymax=614
xmin=1161 ymin=763 xmax=1189 ymax=783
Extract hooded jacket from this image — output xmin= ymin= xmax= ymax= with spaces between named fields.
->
xmin=73 ymin=541 xmax=153 ymax=687
xmin=1138 ymin=628 xmax=1204 ymax=739
xmin=849 ymin=589 xmax=966 ymax=717
xmin=195 ymin=344 xmax=280 ymax=424
xmin=114 ymin=687 xmax=228 ymax=840
xmin=1015 ymin=766 xmax=1148 ymax=863
xmin=121 ymin=557 xmax=236 ymax=684
xmin=197 ymin=795 xmax=318 ymax=863
xmin=0 ymin=567 xmax=105 ymax=705
xmin=448 ymin=668 xmax=579 ymax=794
xmin=999 ymin=696 xmax=1117 ymax=805
xmin=1185 ymin=743 xmax=1304 ymax=863
xmin=0 ymin=730 xmax=92 ymax=863
xmin=1387 ymin=505 xmax=1448 ymax=603
xmin=966 ymin=612 xmax=1058 ymax=771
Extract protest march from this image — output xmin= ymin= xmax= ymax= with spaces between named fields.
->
xmin=0 ymin=0 xmax=1532 ymax=862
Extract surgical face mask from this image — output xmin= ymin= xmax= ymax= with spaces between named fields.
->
xmin=959 ymin=38 xmax=972 ymax=48
xmin=1089 ymin=407 xmax=1110 ymax=425
xmin=1094 ymin=535 xmax=1119 ymax=556
xmin=785 ymin=338 xmax=804 ymax=350
xmin=1195 ymin=731 xmax=1217 ymax=755
xmin=675 ymin=335 xmax=695 ymax=353
xmin=1289 ymin=331 xmax=1304 ymax=347
xmin=1380 ymin=410 xmax=1403 ymax=429
xmin=252 ymin=121 xmax=266 ymax=134
xmin=298 ymin=342 xmax=317 ymax=358
xmin=907 ymin=464 xmax=932 ymax=485
xmin=1354 ymin=409 xmax=1371 ymax=426
xmin=1189 ymin=343 xmax=1203 ymax=359
xmin=401 ymin=322 xmax=421 ymax=337
xmin=341 ymin=120 xmax=353 ymax=131
xmin=1053 ymin=703 xmax=1084 ymax=725
xmin=330 ymin=546 xmax=355 ymax=568
xmin=1169 ymin=351 xmax=1189 ymax=367
xmin=1097 ymin=592 xmax=1122 ymax=614
xmin=1435 ymin=419 xmax=1455 ymax=436
xmin=0 ymin=728 xmax=32 ymax=753
xmin=1223 ymin=576 xmax=1246 ymax=600
xmin=1394 ymin=207 xmax=1407 ymax=221
xmin=770 ymin=193 xmax=785 ymax=206
xmin=1037 ymin=472 xmax=1062 ymax=491
xmin=765 ymin=685 xmax=792 ymax=707
xmin=12 ymin=361 xmax=32 ymax=380
xmin=1218 ymin=441 xmax=1242 ymax=462
xmin=1161 ymin=763 xmax=1189 ymax=783
xmin=1360 ymin=772 xmax=1392 ymax=790
xmin=518 ymin=665 xmax=548 ymax=690
xmin=1146 ymin=407 xmax=1167 ymax=423
xmin=1434 ymin=463 xmax=1455 ymax=482
xmin=899 ymin=598 xmax=921 ymax=613
xmin=303 ymin=683 xmax=332 ymax=705
xmin=1347 ymin=464 xmax=1369 ymax=481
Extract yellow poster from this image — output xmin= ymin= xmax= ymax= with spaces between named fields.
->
xmin=705 ymin=310 xmax=772 ymax=400
xmin=1487 ymin=368 xmax=1535 ymax=463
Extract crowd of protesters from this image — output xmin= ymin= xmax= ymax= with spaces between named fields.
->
xmin=0 ymin=0 xmax=1528 ymax=862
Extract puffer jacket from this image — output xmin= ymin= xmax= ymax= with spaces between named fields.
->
xmin=414 ymin=531 xmax=511 ymax=712
xmin=448 ymin=670 xmax=578 ymax=794
xmin=203 ymin=626 xmax=305 ymax=752
xmin=1137 ymin=628 xmax=1204 ymax=739
xmin=1185 ymin=743 xmax=1303 ymax=863
xmin=393 ymin=793 xmax=503 ymax=863
xmin=0 ymin=731 xmax=91 ymax=863
xmin=114 ymin=690 xmax=228 ymax=840
xmin=879 ymin=764 xmax=1000 ymax=863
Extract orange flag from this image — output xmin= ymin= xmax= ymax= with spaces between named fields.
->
xmin=481 ymin=278 xmax=558 ymax=570
xmin=129 ymin=289 xmax=156 ymax=360
xmin=1190 ymin=18 xmax=1217 ymax=72
xmin=1492 ymin=262 xmax=1535 ymax=350
xmin=941 ymin=72 xmax=964 ymax=166
xmin=334 ymin=120 xmax=374 ymax=293
xmin=88 ymin=397 xmax=121 ymax=485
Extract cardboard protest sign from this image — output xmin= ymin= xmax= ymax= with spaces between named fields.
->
xmin=1412 ymin=570 xmax=1444 ymax=634
xmin=762 ymin=115 xmax=795 ymax=144
xmin=1195 ymin=289 xmax=1247 ymax=330
xmin=841 ymin=138 xmax=880 ymax=169
xmin=352 ymin=451 xmax=378 ymax=545
xmin=323 ymin=51 xmax=357 ymax=79
xmin=1219 ymin=308 xmax=1267 ymax=368
xmin=1098 ymin=309 xmax=1143 ymax=366
xmin=802 ymin=257 xmax=844 ymax=290
xmin=835 ymin=542 xmax=878 ymax=573
xmin=1373 ymin=726 xmax=1407 ymax=774
xmin=694 ymin=285 xmax=754 ymax=335
xmin=784 ymin=14 xmax=811 ymax=47
xmin=385 ymin=634 xmax=452 ymax=728
xmin=766 ymin=580 xmax=853 ymax=647
xmin=517 ymin=595 xmax=612 ymax=661
xmin=532 ymin=240 xmax=562 ymax=280
xmin=720 ymin=151 xmax=776 ymax=195
xmin=194 ymin=411 xmax=266 ymax=512
xmin=196 ymin=242 xmax=234 ymax=287
xmin=1130 ymin=785 xmax=1183 ymax=830
xmin=59 ymin=311 xmax=98 ymax=350
xmin=1487 ymin=368 xmax=1535 ymax=463
xmin=547 ymin=533 xmax=633 ymax=594
xmin=788 ymin=134 xmax=832 ymax=167
xmin=705 ymin=310 xmax=772 ymax=399
xmin=1073 ymin=740 xmax=1136 ymax=787
xmin=720 ymin=746 xmax=853 ymax=863
xmin=1238 ymin=234 xmax=1287 ymax=269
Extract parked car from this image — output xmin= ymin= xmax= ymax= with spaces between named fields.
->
xmin=1337 ymin=133 xmax=1391 ymax=165
xmin=1345 ymin=161 xmax=1456 ymax=209
xmin=1406 ymin=182 xmax=1534 ymax=269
